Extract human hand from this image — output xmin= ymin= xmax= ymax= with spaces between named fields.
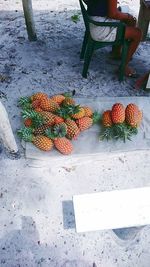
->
xmin=126 ymin=14 xmax=137 ymax=26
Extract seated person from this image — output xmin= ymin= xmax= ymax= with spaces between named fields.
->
xmin=87 ymin=0 xmax=142 ymax=77
xmin=135 ymin=72 xmax=150 ymax=90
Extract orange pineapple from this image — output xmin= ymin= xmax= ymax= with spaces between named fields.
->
xmin=54 ymin=115 xmax=64 ymax=124
xmin=76 ymin=116 xmax=93 ymax=131
xmin=137 ymin=110 xmax=142 ymax=127
xmin=34 ymin=107 xmax=43 ymax=112
xmin=51 ymin=94 xmax=65 ymax=104
xmin=40 ymin=98 xmax=59 ymax=112
xmin=71 ymin=107 xmax=85 ymax=119
xmin=102 ymin=110 xmax=113 ymax=127
xmin=125 ymin=103 xmax=143 ymax=128
xmin=31 ymin=92 xmax=48 ymax=102
xmin=24 ymin=118 xmax=33 ymax=127
xmin=62 ymin=97 xmax=75 ymax=106
xmin=31 ymin=99 xmax=41 ymax=109
xmin=65 ymin=119 xmax=80 ymax=139
xmin=17 ymin=128 xmax=53 ymax=151
xmin=40 ymin=111 xmax=55 ymax=126
xmin=111 ymin=103 xmax=125 ymax=124
xmin=34 ymin=125 xmax=51 ymax=135
xmin=31 ymin=135 xmax=53 ymax=151
xmin=54 ymin=137 xmax=73 ymax=155
xmin=83 ymin=106 xmax=93 ymax=117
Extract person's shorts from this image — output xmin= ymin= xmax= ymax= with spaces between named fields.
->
xmin=89 ymin=16 xmax=117 ymax=42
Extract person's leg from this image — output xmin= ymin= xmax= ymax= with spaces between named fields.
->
xmin=111 ymin=44 xmax=122 ymax=59
xmin=124 ymin=26 xmax=142 ymax=76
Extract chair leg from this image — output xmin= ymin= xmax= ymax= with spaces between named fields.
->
xmin=119 ymin=41 xmax=129 ymax=82
xmin=82 ymin=39 xmax=94 ymax=78
xmin=80 ymin=31 xmax=89 ymax=60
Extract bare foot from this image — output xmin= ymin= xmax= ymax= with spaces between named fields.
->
xmin=125 ymin=66 xmax=137 ymax=77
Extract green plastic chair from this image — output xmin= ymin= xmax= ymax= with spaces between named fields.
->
xmin=79 ymin=0 xmax=130 ymax=81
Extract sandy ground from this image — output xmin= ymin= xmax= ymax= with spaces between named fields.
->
xmin=0 ymin=0 xmax=150 ymax=266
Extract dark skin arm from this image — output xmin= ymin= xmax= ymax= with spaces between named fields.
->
xmin=108 ymin=0 xmax=136 ymax=26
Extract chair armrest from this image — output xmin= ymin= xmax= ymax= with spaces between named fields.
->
xmin=88 ymin=18 xmax=124 ymax=28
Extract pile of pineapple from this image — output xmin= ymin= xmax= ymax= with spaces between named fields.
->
xmin=18 ymin=92 xmax=99 ymax=155
xmin=100 ymin=103 xmax=143 ymax=142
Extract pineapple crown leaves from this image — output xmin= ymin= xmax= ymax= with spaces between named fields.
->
xmin=63 ymin=90 xmax=76 ymax=98
xmin=45 ymin=128 xmax=56 ymax=139
xmin=18 ymin=96 xmax=32 ymax=109
xmin=112 ymin=123 xmax=138 ymax=142
xmin=99 ymin=127 xmax=114 ymax=141
xmin=99 ymin=122 xmax=138 ymax=142
xmin=92 ymin=111 xmax=101 ymax=124
xmin=56 ymin=105 xmax=80 ymax=119
xmin=21 ymin=109 xmax=44 ymax=127
xmin=17 ymin=127 xmax=33 ymax=142
xmin=45 ymin=124 xmax=67 ymax=139
xmin=53 ymin=123 xmax=67 ymax=137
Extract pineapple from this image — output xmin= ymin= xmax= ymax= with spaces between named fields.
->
xmin=71 ymin=107 xmax=85 ymax=119
xmin=30 ymin=92 xmax=48 ymax=102
xmin=76 ymin=112 xmax=100 ymax=131
xmin=19 ymin=97 xmax=41 ymax=110
xmin=102 ymin=110 xmax=112 ymax=127
xmin=34 ymin=107 xmax=43 ymax=113
xmin=62 ymin=97 xmax=75 ymax=106
xmin=137 ymin=110 xmax=142 ymax=127
xmin=40 ymin=98 xmax=59 ymax=112
xmin=83 ymin=106 xmax=93 ymax=117
xmin=45 ymin=124 xmax=73 ymax=155
xmin=40 ymin=111 xmax=55 ymax=126
xmin=17 ymin=127 xmax=53 ymax=151
xmin=51 ymin=94 xmax=65 ymax=104
xmin=54 ymin=137 xmax=73 ymax=155
xmin=111 ymin=103 xmax=125 ymax=124
xmin=24 ymin=118 xmax=33 ymax=127
xmin=76 ymin=117 xmax=93 ymax=131
xmin=65 ymin=119 xmax=80 ymax=139
xmin=54 ymin=115 xmax=64 ymax=124
xmin=125 ymin=103 xmax=143 ymax=128
xmin=34 ymin=124 xmax=51 ymax=135
xmin=32 ymin=99 xmax=41 ymax=109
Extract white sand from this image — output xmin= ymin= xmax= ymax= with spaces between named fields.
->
xmin=0 ymin=0 xmax=150 ymax=266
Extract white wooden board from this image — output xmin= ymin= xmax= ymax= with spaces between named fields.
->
xmin=146 ymin=74 xmax=150 ymax=89
xmin=73 ymin=187 xmax=150 ymax=233
xmin=25 ymin=97 xmax=150 ymax=166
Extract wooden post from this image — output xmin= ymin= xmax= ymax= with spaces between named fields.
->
xmin=22 ymin=0 xmax=37 ymax=41
xmin=137 ymin=0 xmax=150 ymax=41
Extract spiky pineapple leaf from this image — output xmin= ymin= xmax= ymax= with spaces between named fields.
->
xmin=92 ymin=111 xmax=101 ymax=124
xmin=53 ymin=123 xmax=67 ymax=138
xmin=56 ymin=105 xmax=80 ymax=119
xmin=99 ymin=127 xmax=114 ymax=141
xmin=18 ymin=97 xmax=31 ymax=109
xmin=100 ymin=122 xmax=139 ymax=142
xmin=45 ymin=128 xmax=57 ymax=139
xmin=17 ymin=127 xmax=33 ymax=142
xmin=21 ymin=109 xmax=44 ymax=127
xmin=63 ymin=91 xmax=75 ymax=97
xmin=45 ymin=124 xmax=67 ymax=139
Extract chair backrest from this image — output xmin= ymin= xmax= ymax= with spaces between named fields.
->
xmin=79 ymin=0 xmax=126 ymax=44
xmin=79 ymin=0 xmax=89 ymax=32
